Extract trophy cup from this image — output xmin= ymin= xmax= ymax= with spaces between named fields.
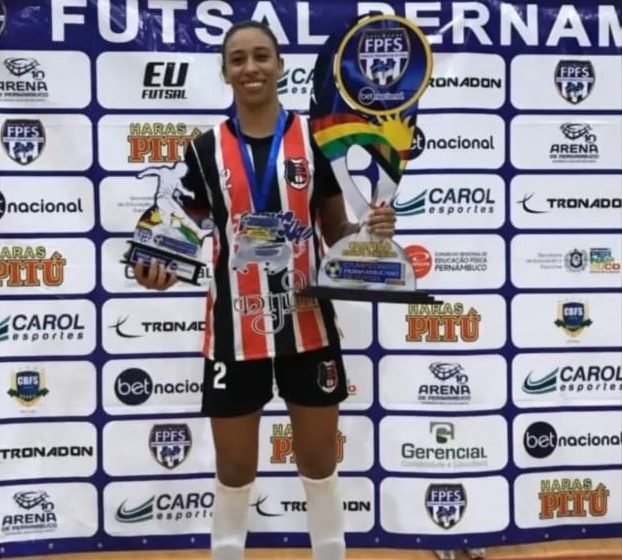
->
xmin=301 ymin=14 xmax=437 ymax=303
xmin=121 ymin=162 xmax=213 ymax=285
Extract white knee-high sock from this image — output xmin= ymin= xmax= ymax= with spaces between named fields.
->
xmin=300 ymin=470 xmax=345 ymax=560
xmin=211 ymin=478 xmax=253 ymax=560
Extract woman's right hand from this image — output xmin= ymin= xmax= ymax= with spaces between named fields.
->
xmin=133 ymin=258 xmax=178 ymax=291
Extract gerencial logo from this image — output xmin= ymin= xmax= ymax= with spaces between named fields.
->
xmin=1 ymin=119 xmax=46 ymax=165
xmin=115 ymin=491 xmax=214 ymax=523
xmin=1 ymin=491 xmax=57 ymax=536
xmin=142 ymin=61 xmax=188 ymax=99
xmin=550 ymin=123 xmax=599 ymax=164
xmin=270 ymin=422 xmax=346 ymax=464
xmin=1 ymin=57 xmax=48 ymax=102
xmin=554 ymin=60 xmax=595 ymax=105
xmin=0 ymin=245 xmax=66 ymax=287
xmin=425 ymin=484 xmax=466 ymax=530
xmin=401 ymin=422 xmax=488 ymax=469
xmin=516 ymin=192 xmax=622 ymax=214
xmin=554 ymin=301 xmax=592 ymax=337
xmin=0 ymin=0 xmax=6 ymax=36
xmin=564 ymin=249 xmax=588 ymax=272
xmin=539 ymin=478 xmax=609 ymax=519
xmin=523 ymin=421 xmax=622 ymax=459
xmin=406 ymin=302 xmax=480 ymax=343
xmin=404 ymin=244 xmax=433 ymax=279
xmin=0 ymin=312 xmax=85 ymax=343
xmin=7 ymin=368 xmax=49 ymax=407
xmin=317 ymin=359 xmax=339 ymax=393
xmin=419 ymin=362 xmax=471 ymax=404
xmin=148 ymin=423 xmax=192 ymax=469
xmin=277 ymin=66 xmax=313 ymax=96
xmin=589 ymin=247 xmax=621 ymax=273
xmin=250 ymin=495 xmax=284 ymax=517
xmin=127 ymin=121 xmax=201 ymax=164
xmin=394 ymin=186 xmax=497 ymax=217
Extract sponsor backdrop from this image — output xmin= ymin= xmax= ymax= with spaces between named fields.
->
xmin=0 ymin=0 xmax=621 ymax=556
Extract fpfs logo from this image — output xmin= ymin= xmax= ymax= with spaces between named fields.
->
xmin=539 ymin=478 xmax=608 ymax=519
xmin=0 ymin=246 xmax=66 ymax=287
xmin=554 ymin=60 xmax=595 ymax=105
xmin=127 ymin=122 xmax=201 ymax=163
xmin=405 ymin=302 xmax=480 ymax=343
xmin=270 ymin=423 xmax=346 ymax=464
xmin=1 ymin=119 xmax=45 ymax=165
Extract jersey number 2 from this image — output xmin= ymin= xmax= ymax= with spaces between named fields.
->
xmin=213 ymin=362 xmax=227 ymax=389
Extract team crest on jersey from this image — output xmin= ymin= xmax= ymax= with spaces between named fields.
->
xmin=7 ymin=369 xmax=49 ymax=407
xmin=1 ymin=119 xmax=46 ymax=165
xmin=149 ymin=423 xmax=192 ymax=469
xmin=284 ymin=158 xmax=310 ymax=190
xmin=317 ymin=360 xmax=339 ymax=393
xmin=554 ymin=301 xmax=593 ymax=337
xmin=554 ymin=60 xmax=595 ymax=105
xmin=358 ymin=28 xmax=410 ymax=88
xmin=425 ymin=483 xmax=467 ymax=530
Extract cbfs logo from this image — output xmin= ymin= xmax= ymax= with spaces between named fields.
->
xmin=359 ymin=28 xmax=409 ymax=87
xmin=554 ymin=301 xmax=592 ymax=338
xmin=0 ymin=245 xmax=66 ymax=287
xmin=127 ymin=121 xmax=201 ymax=164
xmin=1 ymin=119 xmax=45 ymax=165
xmin=539 ymin=478 xmax=609 ymax=520
xmin=142 ymin=62 xmax=188 ymax=99
xmin=1 ymin=491 xmax=57 ymax=536
xmin=270 ymin=422 xmax=346 ymax=464
xmin=7 ymin=368 xmax=49 ymax=407
xmin=405 ymin=302 xmax=481 ymax=343
xmin=149 ymin=423 xmax=192 ymax=469
xmin=1 ymin=57 xmax=48 ymax=101
xmin=425 ymin=484 xmax=466 ymax=530
xmin=554 ymin=60 xmax=595 ymax=105
xmin=419 ymin=362 xmax=471 ymax=405
xmin=550 ymin=123 xmax=599 ymax=164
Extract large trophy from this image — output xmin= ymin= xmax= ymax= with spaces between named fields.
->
xmin=122 ymin=162 xmax=213 ymax=285
xmin=302 ymin=14 xmax=436 ymax=303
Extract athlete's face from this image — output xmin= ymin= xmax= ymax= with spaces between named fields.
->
xmin=223 ymin=28 xmax=283 ymax=109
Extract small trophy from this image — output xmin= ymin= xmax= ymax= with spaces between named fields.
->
xmin=122 ymin=162 xmax=213 ymax=285
xmin=302 ymin=14 xmax=436 ymax=303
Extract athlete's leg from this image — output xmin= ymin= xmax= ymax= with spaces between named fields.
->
xmin=288 ymin=402 xmax=345 ymax=560
xmin=210 ymin=411 xmax=262 ymax=560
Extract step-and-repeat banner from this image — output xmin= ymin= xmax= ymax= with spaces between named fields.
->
xmin=1 ymin=0 xmax=621 ymax=557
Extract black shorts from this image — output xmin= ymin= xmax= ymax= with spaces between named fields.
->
xmin=201 ymin=345 xmax=348 ymax=417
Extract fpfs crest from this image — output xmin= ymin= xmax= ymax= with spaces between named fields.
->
xmin=359 ymin=28 xmax=410 ymax=87
xmin=1 ymin=119 xmax=45 ymax=165
xmin=149 ymin=423 xmax=192 ymax=469
xmin=554 ymin=60 xmax=595 ymax=105
xmin=425 ymin=483 xmax=467 ymax=530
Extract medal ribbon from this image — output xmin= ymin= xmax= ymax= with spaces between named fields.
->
xmin=233 ymin=108 xmax=287 ymax=212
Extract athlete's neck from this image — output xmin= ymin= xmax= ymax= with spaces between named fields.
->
xmin=234 ymin=98 xmax=283 ymax=138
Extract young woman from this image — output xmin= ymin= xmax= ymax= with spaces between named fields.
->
xmin=134 ymin=20 xmax=396 ymax=560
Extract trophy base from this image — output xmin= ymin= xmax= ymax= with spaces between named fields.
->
xmin=122 ymin=240 xmax=207 ymax=286
xmin=299 ymin=286 xmax=441 ymax=304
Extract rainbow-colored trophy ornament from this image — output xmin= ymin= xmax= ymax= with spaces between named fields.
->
xmin=304 ymin=14 xmax=435 ymax=302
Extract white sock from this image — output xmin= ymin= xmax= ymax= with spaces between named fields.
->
xmin=300 ymin=469 xmax=345 ymax=560
xmin=211 ymin=478 xmax=253 ymax=560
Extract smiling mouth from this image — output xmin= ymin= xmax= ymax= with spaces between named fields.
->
xmin=243 ymin=81 xmax=264 ymax=92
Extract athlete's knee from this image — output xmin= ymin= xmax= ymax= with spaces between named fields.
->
xmin=295 ymin=447 xmax=337 ymax=479
xmin=215 ymin=454 xmax=257 ymax=487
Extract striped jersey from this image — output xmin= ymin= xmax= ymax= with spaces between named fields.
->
xmin=182 ymin=112 xmax=342 ymax=361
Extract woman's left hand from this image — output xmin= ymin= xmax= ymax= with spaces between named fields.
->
xmin=366 ymin=203 xmax=397 ymax=238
